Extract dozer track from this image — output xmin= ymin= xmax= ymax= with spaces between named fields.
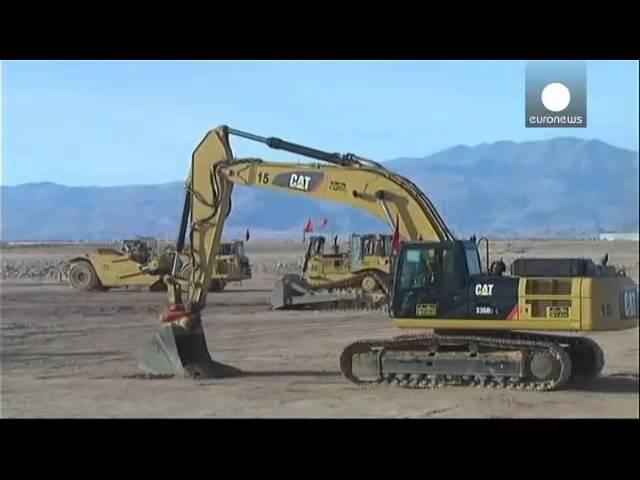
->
xmin=340 ymin=331 xmax=604 ymax=391
xmin=272 ymin=269 xmax=390 ymax=311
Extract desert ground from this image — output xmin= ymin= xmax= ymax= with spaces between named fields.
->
xmin=1 ymin=239 xmax=638 ymax=418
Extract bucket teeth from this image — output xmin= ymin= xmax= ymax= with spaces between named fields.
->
xmin=138 ymin=320 xmax=241 ymax=379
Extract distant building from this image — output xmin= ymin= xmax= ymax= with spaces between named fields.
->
xmin=598 ymin=232 xmax=639 ymax=241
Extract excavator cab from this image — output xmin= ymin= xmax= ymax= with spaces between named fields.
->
xmin=392 ymin=239 xmax=548 ymax=321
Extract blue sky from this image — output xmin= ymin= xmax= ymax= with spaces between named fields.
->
xmin=1 ymin=60 xmax=638 ymax=186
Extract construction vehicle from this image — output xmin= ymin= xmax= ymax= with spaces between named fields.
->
xmin=272 ymin=233 xmax=393 ymax=309
xmin=137 ymin=125 xmax=639 ymax=392
xmin=60 ymin=238 xmax=251 ymax=292
xmin=176 ymin=240 xmax=252 ymax=292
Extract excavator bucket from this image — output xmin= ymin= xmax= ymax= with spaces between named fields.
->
xmin=138 ymin=319 xmax=242 ymax=379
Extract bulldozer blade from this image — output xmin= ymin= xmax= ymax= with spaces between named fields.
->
xmin=271 ymin=276 xmax=289 ymax=310
xmin=271 ymin=273 xmax=363 ymax=310
xmin=271 ymin=273 xmax=306 ymax=310
xmin=137 ymin=321 xmax=242 ymax=379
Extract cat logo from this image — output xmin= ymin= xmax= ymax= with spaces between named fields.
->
xmin=289 ymin=173 xmax=312 ymax=191
xmin=273 ymin=171 xmax=323 ymax=192
xmin=474 ymin=283 xmax=494 ymax=296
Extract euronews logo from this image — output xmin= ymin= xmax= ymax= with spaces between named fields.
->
xmin=525 ymin=61 xmax=587 ymax=128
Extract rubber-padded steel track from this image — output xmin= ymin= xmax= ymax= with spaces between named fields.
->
xmin=339 ymin=331 xmax=604 ymax=392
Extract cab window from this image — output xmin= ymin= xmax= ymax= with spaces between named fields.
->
xmin=397 ymin=245 xmax=460 ymax=290
xmin=465 ymin=247 xmax=481 ymax=276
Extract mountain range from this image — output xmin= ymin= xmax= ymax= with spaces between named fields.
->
xmin=1 ymin=137 xmax=638 ymax=241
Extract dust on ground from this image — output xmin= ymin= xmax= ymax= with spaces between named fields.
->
xmin=1 ymin=239 xmax=638 ymax=418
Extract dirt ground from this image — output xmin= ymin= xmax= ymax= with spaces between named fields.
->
xmin=1 ymin=239 xmax=638 ymax=418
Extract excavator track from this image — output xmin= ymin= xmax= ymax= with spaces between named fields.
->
xmin=339 ymin=331 xmax=604 ymax=392
xmin=272 ymin=269 xmax=391 ymax=311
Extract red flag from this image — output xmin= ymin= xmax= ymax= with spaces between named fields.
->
xmin=319 ymin=218 xmax=328 ymax=229
xmin=245 ymin=229 xmax=250 ymax=242
xmin=391 ymin=215 xmax=401 ymax=254
xmin=304 ymin=218 xmax=314 ymax=233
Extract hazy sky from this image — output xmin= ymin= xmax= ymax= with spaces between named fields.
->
xmin=2 ymin=60 xmax=638 ymax=186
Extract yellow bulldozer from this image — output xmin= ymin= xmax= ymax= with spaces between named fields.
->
xmin=272 ymin=233 xmax=394 ymax=309
xmin=59 ymin=238 xmax=251 ymax=292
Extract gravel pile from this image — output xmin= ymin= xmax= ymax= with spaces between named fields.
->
xmin=0 ymin=259 xmax=68 ymax=280
xmin=0 ymin=258 xmax=304 ymax=280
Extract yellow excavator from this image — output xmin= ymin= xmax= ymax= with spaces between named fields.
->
xmin=273 ymin=233 xmax=393 ymax=310
xmin=137 ymin=125 xmax=639 ymax=391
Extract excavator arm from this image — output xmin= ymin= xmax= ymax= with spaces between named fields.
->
xmin=138 ymin=125 xmax=455 ymax=378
